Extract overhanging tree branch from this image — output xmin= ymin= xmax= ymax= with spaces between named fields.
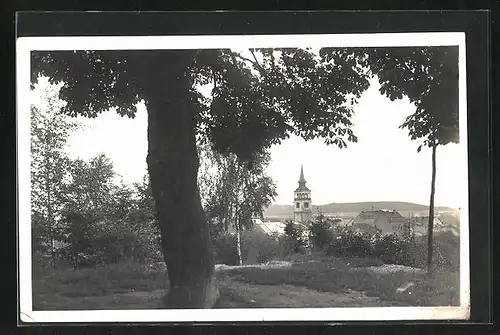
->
xmin=231 ymin=52 xmax=257 ymax=68
xmin=249 ymin=49 xmax=265 ymax=73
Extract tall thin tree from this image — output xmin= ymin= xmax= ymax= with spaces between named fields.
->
xmin=355 ymin=46 xmax=459 ymax=273
xmin=30 ymin=80 xmax=80 ymax=266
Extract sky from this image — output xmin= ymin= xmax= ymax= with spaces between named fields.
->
xmin=266 ymin=79 xmax=463 ymax=208
xmin=33 ymin=74 xmax=465 ymax=209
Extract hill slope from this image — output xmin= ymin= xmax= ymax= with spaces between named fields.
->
xmin=264 ymin=201 xmax=457 ymax=217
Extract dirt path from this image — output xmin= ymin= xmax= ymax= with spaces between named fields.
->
xmin=215 ymin=278 xmax=394 ymax=308
xmin=35 ymin=277 xmax=392 ymax=310
xmin=35 ymin=289 xmax=167 ymax=310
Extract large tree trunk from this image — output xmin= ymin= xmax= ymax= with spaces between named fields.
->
xmin=141 ymin=52 xmax=219 ymax=308
xmin=427 ymin=142 xmax=437 ymax=274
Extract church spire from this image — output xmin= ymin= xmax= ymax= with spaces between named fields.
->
xmin=295 ymin=164 xmax=310 ymax=191
xmin=299 ymin=164 xmax=306 ymax=183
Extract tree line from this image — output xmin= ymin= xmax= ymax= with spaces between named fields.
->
xmin=31 ymin=83 xmax=160 ymax=269
xmin=31 ymin=82 xmax=277 ymax=270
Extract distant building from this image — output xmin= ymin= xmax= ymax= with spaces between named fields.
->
xmin=293 ymin=165 xmax=313 ymax=224
xmin=251 ymin=218 xmax=286 ymax=235
xmin=251 ymin=218 xmax=310 ymax=239
xmin=410 ymin=216 xmax=442 ymax=235
xmin=349 ymin=209 xmax=411 ymax=237
xmin=409 ymin=215 xmax=459 ymax=236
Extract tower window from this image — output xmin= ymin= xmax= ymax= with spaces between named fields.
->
xmin=304 ymin=202 xmax=309 ymax=209
xmin=296 ymin=202 xmax=300 ymax=209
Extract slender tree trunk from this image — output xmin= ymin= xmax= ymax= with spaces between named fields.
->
xmin=236 ymin=217 xmax=243 ymax=266
xmin=141 ymin=52 xmax=219 ymax=308
xmin=427 ymin=142 xmax=437 ymax=274
xmin=235 ymin=163 xmax=243 ymax=266
xmin=44 ymin=159 xmax=56 ymax=267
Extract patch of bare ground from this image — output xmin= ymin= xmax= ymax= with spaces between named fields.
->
xmin=215 ymin=277 xmax=392 ymax=308
xmin=34 ymin=290 xmax=166 ymax=310
xmin=35 ymin=280 xmax=389 ymax=310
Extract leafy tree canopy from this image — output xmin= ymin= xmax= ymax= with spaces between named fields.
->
xmin=352 ymin=46 xmax=459 ymax=150
xmin=32 ymin=48 xmax=371 ymax=164
xmin=200 ymin=146 xmax=277 ymax=237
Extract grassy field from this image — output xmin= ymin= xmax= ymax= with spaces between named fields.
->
xmin=218 ymin=254 xmax=459 ymax=307
xmin=33 ymin=261 xmax=169 ymax=310
xmin=32 ymin=255 xmax=459 ymax=310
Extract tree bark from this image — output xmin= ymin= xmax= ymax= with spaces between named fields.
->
xmin=141 ymin=52 xmax=219 ymax=308
xmin=427 ymin=142 xmax=437 ymax=274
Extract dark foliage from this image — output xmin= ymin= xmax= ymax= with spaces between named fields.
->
xmin=32 ymin=48 xmax=370 ymax=164
xmin=324 ymin=227 xmax=459 ymax=271
xmin=212 ymin=231 xmax=281 ymax=266
xmin=308 ymin=214 xmax=341 ymax=251
xmin=283 ymin=220 xmax=309 ymax=254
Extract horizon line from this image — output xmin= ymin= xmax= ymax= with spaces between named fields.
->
xmin=268 ymin=200 xmax=459 ymax=209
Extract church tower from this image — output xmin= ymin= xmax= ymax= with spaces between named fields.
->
xmin=293 ymin=164 xmax=312 ymax=224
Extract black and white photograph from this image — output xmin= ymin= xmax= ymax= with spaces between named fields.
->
xmin=17 ymin=32 xmax=469 ymax=322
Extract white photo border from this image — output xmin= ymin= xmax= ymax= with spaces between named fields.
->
xmin=17 ymin=32 xmax=470 ymax=323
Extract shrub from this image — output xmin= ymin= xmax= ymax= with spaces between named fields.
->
xmin=212 ymin=233 xmax=239 ymax=265
xmin=371 ymin=234 xmax=413 ymax=265
xmin=309 ymin=220 xmax=334 ymax=251
xmin=56 ymin=219 xmax=163 ymax=268
xmin=212 ymin=230 xmax=282 ymax=265
xmin=276 ymin=234 xmax=302 ymax=258
xmin=32 ymin=250 xmax=52 ymax=279
xmin=284 ymin=221 xmax=308 ymax=254
xmin=328 ymin=230 xmax=414 ymax=265
xmin=410 ymin=232 xmax=460 ymax=271
xmin=241 ymin=230 xmax=281 ymax=264
xmin=326 ymin=228 xmax=372 ymax=257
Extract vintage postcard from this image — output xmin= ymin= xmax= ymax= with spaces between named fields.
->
xmin=17 ymin=32 xmax=469 ymax=322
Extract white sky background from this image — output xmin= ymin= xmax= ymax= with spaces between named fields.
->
xmin=33 ymin=52 xmax=463 ymax=209
xmin=268 ymin=77 xmax=463 ymax=208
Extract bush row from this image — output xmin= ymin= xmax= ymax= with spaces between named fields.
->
xmin=212 ymin=220 xmax=460 ymax=271
xmin=34 ymin=219 xmax=163 ymax=275
xmin=322 ymin=227 xmax=459 ymax=270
